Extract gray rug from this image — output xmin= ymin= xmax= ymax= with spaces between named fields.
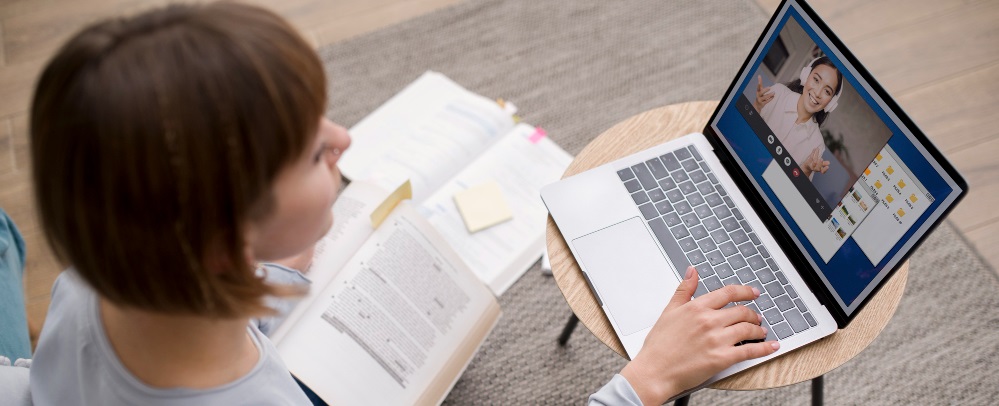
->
xmin=319 ymin=0 xmax=999 ymax=404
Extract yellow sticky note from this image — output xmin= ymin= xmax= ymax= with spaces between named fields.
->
xmin=897 ymin=208 xmax=906 ymax=217
xmin=909 ymin=194 xmax=918 ymax=203
xmin=886 ymin=166 xmax=894 ymax=175
xmin=898 ymin=179 xmax=907 ymax=189
xmin=875 ymin=180 xmax=883 ymax=189
xmin=886 ymin=194 xmax=894 ymax=203
xmin=864 ymin=168 xmax=871 ymax=176
xmin=370 ymin=180 xmax=413 ymax=228
xmin=454 ymin=181 xmax=513 ymax=233
xmin=876 ymin=153 xmax=883 ymax=161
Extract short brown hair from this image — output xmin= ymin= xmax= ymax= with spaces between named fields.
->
xmin=31 ymin=2 xmax=325 ymax=317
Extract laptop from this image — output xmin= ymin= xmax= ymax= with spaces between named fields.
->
xmin=541 ymin=0 xmax=968 ymax=394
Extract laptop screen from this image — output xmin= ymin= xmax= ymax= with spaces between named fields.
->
xmin=709 ymin=0 xmax=965 ymax=316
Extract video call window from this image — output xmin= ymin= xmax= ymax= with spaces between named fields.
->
xmin=738 ymin=17 xmax=892 ymax=222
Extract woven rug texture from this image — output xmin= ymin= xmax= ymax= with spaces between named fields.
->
xmin=319 ymin=0 xmax=999 ymax=404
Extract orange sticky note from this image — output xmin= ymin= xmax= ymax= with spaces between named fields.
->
xmin=875 ymin=180 xmax=883 ymax=189
xmin=876 ymin=153 xmax=883 ymax=161
xmin=909 ymin=194 xmax=918 ymax=203
xmin=864 ymin=168 xmax=871 ymax=176
xmin=886 ymin=194 xmax=894 ymax=203
xmin=897 ymin=208 xmax=906 ymax=217
xmin=898 ymin=179 xmax=907 ymax=189
xmin=886 ymin=166 xmax=894 ymax=175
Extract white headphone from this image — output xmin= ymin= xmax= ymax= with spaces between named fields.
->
xmin=799 ymin=56 xmax=842 ymax=113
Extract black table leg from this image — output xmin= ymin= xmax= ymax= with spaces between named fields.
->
xmin=812 ymin=375 xmax=823 ymax=406
xmin=557 ymin=314 xmax=579 ymax=346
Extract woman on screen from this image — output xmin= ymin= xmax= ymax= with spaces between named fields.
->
xmin=753 ymin=56 xmax=843 ymax=178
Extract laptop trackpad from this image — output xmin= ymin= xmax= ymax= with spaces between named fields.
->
xmin=572 ymin=217 xmax=679 ymax=336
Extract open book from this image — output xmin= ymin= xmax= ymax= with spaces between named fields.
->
xmin=340 ymin=71 xmax=573 ymax=295
xmin=270 ymin=182 xmax=500 ymax=405
xmin=269 ymin=72 xmax=571 ymax=405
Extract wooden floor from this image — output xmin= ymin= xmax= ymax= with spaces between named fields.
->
xmin=1 ymin=0 xmax=996 ymax=342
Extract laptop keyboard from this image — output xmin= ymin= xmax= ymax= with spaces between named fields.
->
xmin=617 ymin=144 xmax=816 ymax=341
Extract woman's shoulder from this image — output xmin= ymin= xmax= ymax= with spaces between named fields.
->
xmin=30 ymin=270 xmax=310 ymax=405
xmin=40 ymin=270 xmax=92 ymax=326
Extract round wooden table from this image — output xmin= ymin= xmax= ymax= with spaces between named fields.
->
xmin=545 ymin=101 xmax=908 ymax=391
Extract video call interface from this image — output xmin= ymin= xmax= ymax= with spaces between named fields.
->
xmin=711 ymin=3 xmax=961 ymax=313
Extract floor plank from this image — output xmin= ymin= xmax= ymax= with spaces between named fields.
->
xmin=0 ymin=58 xmax=41 ymax=119
xmin=264 ymin=0 xmax=403 ymax=36
xmin=0 ymin=117 xmax=12 ymax=176
xmin=941 ymin=136 xmax=999 ymax=231
xmin=10 ymin=112 xmax=26 ymax=170
xmin=21 ymin=229 xmax=60 ymax=302
xmin=1 ymin=0 xmax=394 ymax=67
xmin=1 ymin=19 xmax=6 ymax=67
xmin=846 ymin=1 xmax=999 ymax=94
xmin=312 ymin=0 xmax=463 ymax=46
xmin=806 ymin=0 xmax=981 ymax=43
xmin=756 ymin=0 xmax=780 ymax=13
xmin=0 ymin=170 xmax=36 ymax=233
xmin=1 ymin=0 xmax=148 ymax=66
xmin=0 ymin=0 xmax=61 ymax=20
xmin=895 ymin=62 xmax=999 ymax=154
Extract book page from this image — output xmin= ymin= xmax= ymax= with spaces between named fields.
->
xmin=339 ymin=71 xmax=515 ymax=202
xmin=268 ymin=181 xmax=390 ymax=343
xmin=275 ymin=203 xmax=500 ymax=405
xmin=419 ymin=124 xmax=573 ymax=295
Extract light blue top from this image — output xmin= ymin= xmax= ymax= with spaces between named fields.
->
xmin=27 ymin=263 xmax=640 ymax=404
xmin=589 ymin=374 xmax=643 ymax=406
xmin=29 ymin=268 xmax=310 ymax=405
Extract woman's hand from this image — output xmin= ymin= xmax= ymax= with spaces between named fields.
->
xmin=620 ymin=266 xmax=779 ymax=405
xmin=753 ymin=75 xmax=774 ymax=112
xmin=800 ymin=146 xmax=830 ymax=177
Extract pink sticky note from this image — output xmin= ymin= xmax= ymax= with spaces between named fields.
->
xmin=528 ymin=127 xmax=547 ymax=144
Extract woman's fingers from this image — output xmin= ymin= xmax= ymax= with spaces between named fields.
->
xmin=696 ymin=285 xmax=760 ymax=310
xmin=666 ymin=266 xmax=700 ymax=310
xmin=723 ymin=321 xmax=768 ymax=345
xmin=729 ymin=340 xmax=780 ymax=364
xmin=716 ymin=304 xmax=762 ymax=327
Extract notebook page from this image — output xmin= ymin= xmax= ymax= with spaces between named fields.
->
xmin=340 ymin=71 xmax=515 ymax=203
xmin=418 ymin=124 xmax=572 ymax=295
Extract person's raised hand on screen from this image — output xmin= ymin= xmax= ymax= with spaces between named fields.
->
xmin=801 ymin=146 xmax=830 ymax=177
xmin=620 ymin=266 xmax=779 ymax=405
xmin=753 ymin=75 xmax=774 ymax=112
